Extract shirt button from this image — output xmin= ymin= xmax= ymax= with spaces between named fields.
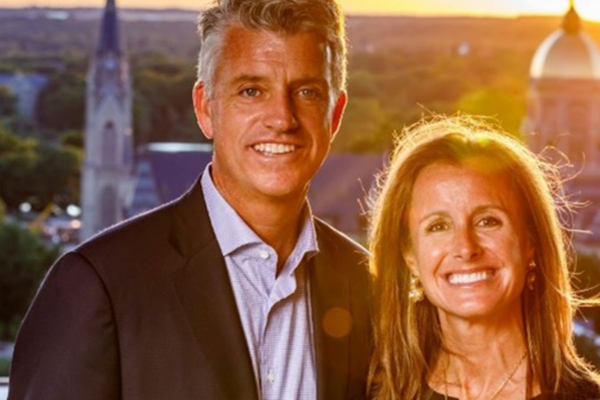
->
xmin=267 ymin=370 xmax=276 ymax=383
xmin=259 ymin=250 xmax=270 ymax=260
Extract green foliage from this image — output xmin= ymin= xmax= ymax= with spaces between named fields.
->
xmin=34 ymin=143 xmax=81 ymax=207
xmin=0 ymin=356 xmax=9 ymax=377
xmin=0 ymin=128 xmax=81 ymax=211
xmin=334 ymin=96 xmax=390 ymax=152
xmin=132 ymin=59 xmax=203 ymax=145
xmin=456 ymin=87 xmax=525 ymax=139
xmin=3 ymin=114 xmax=37 ymax=138
xmin=0 ymin=129 xmax=38 ymax=210
xmin=37 ymin=69 xmax=86 ymax=131
xmin=337 ymin=49 xmax=528 ymax=152
xmin=0 ymin=221 xmax=59 ymax=341
xmin=0 ymin=196 xmax=5 ymax=222
xmin=60 ymin=130 xmax=83 ymax=149
xmin=0 ymin=87 xmax=17 ymax=117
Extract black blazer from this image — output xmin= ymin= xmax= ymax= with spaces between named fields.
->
xmin=9 ymin=178 xmax=371 ymax=400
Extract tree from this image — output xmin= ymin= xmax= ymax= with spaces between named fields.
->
xmin=456 ymin=87 xmax=526 ymax=138
xmin=33 ymin=143 xmax=81 ymax=208
xmin=60 ymin=129 xmax=83 ymax=149
xmin=0 ymin=86 xmax=17 ymax=117
xmin=0 ymin=129 xmax=38 ymax=211
xmin=334 ymin=97 xmax=389 ymax=152
xmin=0 ymin=129 xmax=81 ymax=210
xmin=133 ymin=63 xmax=202 ymax=145
xmin=0 ymin=222 xmax=59 ymax=340
xmin=0 ymin=195 xmax=6 ymax=222
xmin=37 ymin=70 xmax=86 ymax=131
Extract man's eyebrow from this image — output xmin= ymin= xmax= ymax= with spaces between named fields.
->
xmin=229 ymin=74 xmax=267 ymax=86
xmin=229 ymin=75 xmax=329 ymax=87
xmin=293 ymin=77 xmax=329 ymax=88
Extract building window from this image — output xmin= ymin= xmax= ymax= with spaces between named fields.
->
xmin=100 ymin=185 xmax=117 ymax=231
xmin=102 ymin=121 xmax=117 ymax=166
xmin=567 ymin=101 xmax=588 ymax=163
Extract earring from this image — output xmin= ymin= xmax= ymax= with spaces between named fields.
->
xmin=527 ymin=260 xmax=536 ymax=291
xmin=409 ymin=275 xmax=424 ymax=302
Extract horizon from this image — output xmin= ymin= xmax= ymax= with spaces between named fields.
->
xmin=0 ymin=0 xmax=594 ymax=21
xmin=1 ymin=6 xmax=597 ymax=24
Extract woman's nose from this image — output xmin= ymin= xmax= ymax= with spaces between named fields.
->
xmin=452 ymin=227 xmax=482 ymax=262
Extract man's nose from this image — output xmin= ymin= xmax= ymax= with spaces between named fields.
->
xmin=452 ymin=227 xmax=482 ymax=262
xmin=264 ymin=92 xmax=299 ymax=132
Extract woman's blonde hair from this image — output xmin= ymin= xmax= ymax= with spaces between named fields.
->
xmin=368 ymin=115 xmax=599 ymax=399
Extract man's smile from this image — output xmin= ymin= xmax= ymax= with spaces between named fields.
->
xmin=252 ymin=143 xmax=297 ymax=155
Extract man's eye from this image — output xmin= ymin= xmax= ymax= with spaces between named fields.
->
xmin=241 ymin=88 xmax=260 ymax=97
xmin=477 ymin=216 xmax=501 ymax=228
xmin=299 ymin=88 xmax=318 ymax=98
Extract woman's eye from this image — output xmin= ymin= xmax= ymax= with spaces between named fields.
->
xmin=426 ymin=222 xmax=449 ymax=233
xmin=477 ymin=216 xmax=501 ymax=228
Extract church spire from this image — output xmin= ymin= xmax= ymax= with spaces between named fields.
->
xmin=97 ymin=0 xmax=121 ymax=56
xmin=563 ymin=0 xmax=581 ymax=35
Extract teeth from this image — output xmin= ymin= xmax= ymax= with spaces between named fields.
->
xmin=448 ymin=270 xmax=492 ymax=285
xmin=253 ymin=143 xmax=296 ymax=155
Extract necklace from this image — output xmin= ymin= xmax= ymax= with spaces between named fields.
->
xmin=443 ymin=350 xmax=528 ymax=400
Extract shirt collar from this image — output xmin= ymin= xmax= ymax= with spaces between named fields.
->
xmin=201 ymin=163 xmax=319 ymax=258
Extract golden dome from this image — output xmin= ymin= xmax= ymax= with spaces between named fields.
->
xmin=530 ymin=5 xmax=600 ymax=80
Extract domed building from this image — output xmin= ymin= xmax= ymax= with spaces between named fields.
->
xmin=526 ymin=1 xmax=600 ymax=174
xmin=526 ymin=1 xmax=600 ymax=256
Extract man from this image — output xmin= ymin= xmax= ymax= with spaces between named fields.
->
xmin=8 ymin=0 xmax=371 ymax=399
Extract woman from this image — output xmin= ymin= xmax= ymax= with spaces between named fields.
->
xmin=368 ymin=116 xmax=600 ymax=399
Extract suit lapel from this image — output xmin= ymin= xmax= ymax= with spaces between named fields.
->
xmin=169 ymin=178 xmax=258 ymax=400
xmin=310 ymin=224 xmax=351 ymax=400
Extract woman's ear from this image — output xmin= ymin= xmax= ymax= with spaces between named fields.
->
xmin=404 ymin=250 xmax=419 ymax=277
xmin=525 ymin=241 xmax=535 ymax=268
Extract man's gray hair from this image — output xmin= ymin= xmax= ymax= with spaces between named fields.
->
xmin=197 ymin=0 xmax=347 ymax=98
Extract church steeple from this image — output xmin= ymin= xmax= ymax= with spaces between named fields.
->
xmin=82 ymin=0 xmax=133 ymax=240
xmin=97 ymin=0 xmax=121 ymax=56
xmin=563 ymin=0 xmax=581 ymax=35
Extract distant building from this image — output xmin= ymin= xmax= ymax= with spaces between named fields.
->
xmin=525 ymin=1 xmax=600 ymax=253
xmin=81 ymin=0 xmax=134 ymax=240
xmin=126 ymin=143 xmax=384 ymax=242
xmin=0 ymin=72 xmax=48 ymax=119
xmin=127 ymin=143 xmax=213 ymax=218
xmin=526 ymin=2 xmax=600 ymax=173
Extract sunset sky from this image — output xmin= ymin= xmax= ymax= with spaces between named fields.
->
xmin=4 ymin=0 xmax=600 ymax=22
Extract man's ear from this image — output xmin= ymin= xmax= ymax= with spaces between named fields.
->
xmin=329 ymin=91 xmax=347 ymax=141
xmin=193 ymin=81 xmax=214 ymax=140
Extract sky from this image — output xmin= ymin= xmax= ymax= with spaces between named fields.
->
xmin=4 ymin=0 xmax=600 ymax=22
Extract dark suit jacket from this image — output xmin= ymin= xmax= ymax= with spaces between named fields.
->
xmin=9 ymin=178 xmax=371 ymax=400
